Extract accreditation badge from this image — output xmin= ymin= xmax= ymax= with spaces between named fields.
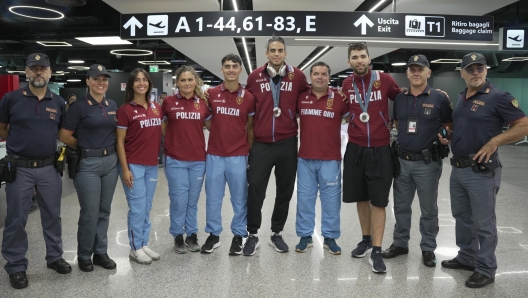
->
xmin=407 ymin=117 xmax=418 ymax=134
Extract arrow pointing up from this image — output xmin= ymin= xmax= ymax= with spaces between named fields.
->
xmin=123 ymin=16 xmax=143 ymax=37
xmin=354 ymin=14 xmax=374 ymax=35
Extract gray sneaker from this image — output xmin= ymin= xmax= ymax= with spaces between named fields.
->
xmin=174 ymin=234 xmax=186 ymax=254
xmin=269 ymin=233 xmax=289 ymax=252
xmin=185 ymin=233 xmax=200 ymax=252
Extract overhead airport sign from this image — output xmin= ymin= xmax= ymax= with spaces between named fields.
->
xmin=120 ymin=11 xmax=493 ymax=41
xmin=499 ymin=28 xmax=528 ymax=50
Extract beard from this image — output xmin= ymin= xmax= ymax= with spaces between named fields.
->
xmin=29 ymin=76 xmax=49 ymax=88
xmin=352 ymin=65 xmax=368 ymax=75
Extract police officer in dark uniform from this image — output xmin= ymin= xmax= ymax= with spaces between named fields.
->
xmin=440 ymin=53 xmax=528 ymax=288
xmin=382 ymin=55 xmax=452 ymax=267
xmin=59 ymin=64 xmax=118 ymax=272
xmin=0 ymin=53 xmax=71 ymax=289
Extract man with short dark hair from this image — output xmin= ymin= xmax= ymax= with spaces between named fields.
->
xmin=341 ymin=42 xmax=401 ymax=273
xmin=382 ymin=54 xmax=452 ymax=267
xmin=294 ymin=61 xmax=349 ymax=255
xmin=244 ymin=36 xmax=309 ymax=256
xmin=0 ymin=53 xmax=71 ymax=290
xmin=201 ymin=54 xmax=255 ymax=255
xmin=440 ymin=52 xmax=528 ymax=288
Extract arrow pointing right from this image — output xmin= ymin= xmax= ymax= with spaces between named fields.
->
xmin=123 ymin=16 xmax=143 ymax=37
xmin=354 ymin=14 xmax=374 ymax=35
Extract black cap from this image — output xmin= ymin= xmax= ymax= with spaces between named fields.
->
xmin=26 ymin=53 xmax=50 ymax=67
xmin=461 ymin=53 xmax=486 ymax=69
xmin=86 ymin=64 xmax=111 ymax=78
xmin=407 ymin=54 xmax=430 ymax=68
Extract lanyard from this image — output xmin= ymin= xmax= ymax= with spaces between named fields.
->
xmin=352 ymin=71 xmax=376 ymax=113
xmin=270 ymin=77 xmax=281 ymax=108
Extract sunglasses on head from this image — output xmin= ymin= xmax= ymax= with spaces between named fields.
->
xmin=349 ymin=42 xmax=367 ymax=46
xmin=463 ymin=65 xmax=486 ymax=74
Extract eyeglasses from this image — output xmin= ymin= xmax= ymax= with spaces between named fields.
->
xmin=463 ymin=65 xmax=486 ymax=74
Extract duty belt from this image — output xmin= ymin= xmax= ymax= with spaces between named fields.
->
xmin=80 ymin=145 xmax=116 ymax=158
xmin=8 ymin=155 xmax=55 ymax=168
xmin=397 ymin=149 xmax=425 ymax=161
xmin=450 ymin=156 xmax=472 ymax=168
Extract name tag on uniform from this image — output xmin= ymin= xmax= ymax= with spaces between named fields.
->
xmin=407 ymin=117 xmax=418 ymax=134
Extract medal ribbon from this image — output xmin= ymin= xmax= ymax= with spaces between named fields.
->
xmin=352 ymin=70 xmax=376 ymax=114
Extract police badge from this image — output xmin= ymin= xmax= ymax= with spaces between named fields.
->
xmin=288 ymin=71 xmax=294 ymax=80
xmin=194 ymin=102 xmax=200 ymax=110
xmin=236 ymin=96 xmax=243 ymax=105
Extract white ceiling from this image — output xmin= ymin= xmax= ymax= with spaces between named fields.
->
xmin=105 ymin=0 xmax=519 ymax=84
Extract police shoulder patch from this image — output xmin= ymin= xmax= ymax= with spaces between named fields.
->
xmin=512 ymin=99 xmax=519 ymax=108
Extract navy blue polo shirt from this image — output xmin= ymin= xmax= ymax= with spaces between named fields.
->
xmin=393 ymin=85 xmax=452 ymax=154
xmin=62 ymin=94 xmax=118 ymax=149
xmin=451 ymin=80 xmax=526 ymax=157
xmin=0 ymin=86 xmax=65 ymax=158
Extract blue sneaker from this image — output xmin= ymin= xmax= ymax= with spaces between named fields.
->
xmin=351 ymin=239 xmax=372 ymax=258
xmin=369 ymin=250 xmax=387 ymax=273
xmin=323 ymin=238 xmax=341 ymax=255
xmin=295 ymin=236 xmax=313 ymax=253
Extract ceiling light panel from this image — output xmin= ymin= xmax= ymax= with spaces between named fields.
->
xmin=76 ymin=36 xmax=132 ymax=45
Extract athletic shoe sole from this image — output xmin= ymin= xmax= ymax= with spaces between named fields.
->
xmin=174 ymin=246 xmax=187 ymax=254
xmin=185 ymin=242 xmax=201 ymax=252
xmin=352 ymin=247 xmax=372 ymax=258
xmin=201 ymin=242 xmax=221 ymax=254
xmin=269 ymin=240 xmax=289 ymax=252
xmin=368 ymin=257 xmax=386 ymax=273
xmin=295 ymin=242 xmax=313 ymax=253
xmin=129 ymin=254 xmax=152 ymax=265
xmin=324 ymin=244 xmax=341 ymax=255
xmin=243 ymin=241 xmax=260 ymax=256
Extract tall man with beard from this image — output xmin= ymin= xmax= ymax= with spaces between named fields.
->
xmin=243 ymin=36 xmax=309 ymax=255
xmin=0 ymin=53 xmax=70 ymax=289
xmin=341 ymin=42 xmax=401 ymax=273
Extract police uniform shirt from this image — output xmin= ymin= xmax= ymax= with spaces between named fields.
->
xmin=161 ymin=92 xmax=211 ymax=161
xmin=62 ymin=93 xmax=118 ymax=149
xmin=117 ymin=101 xmax=163 ymax=166
xmin=297 ymin=87 xmax=350 ymax=160
xmin=0 ymin=86 xmax=65 ymax=158
xmin=451 ymin=80 xmax=526 ymax=157
xmin=207 ymin=83 xmax=256 ymax=157
xmin=393 ymin=85 xmax=452 ymax=154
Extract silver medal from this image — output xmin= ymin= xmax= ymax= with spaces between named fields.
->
xmin=273 ymin=107 xmax=281 ymax=117
xmin=359 ymin=112 xmax=370 ymax=123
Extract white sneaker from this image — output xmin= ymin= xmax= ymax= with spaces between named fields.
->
xmin=142 ymin=246 xmax=160 ymax=261
xmin=129 ymin=249 xmax=152 ymax=264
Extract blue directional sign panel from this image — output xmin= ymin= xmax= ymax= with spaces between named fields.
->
xmin=120 ymin=11 xmax=494 ymax=41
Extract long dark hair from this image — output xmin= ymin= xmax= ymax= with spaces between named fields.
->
xmin=125 ymin=68 xmax=153 ymax=103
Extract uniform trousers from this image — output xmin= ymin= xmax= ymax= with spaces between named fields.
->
xmin=204 ymin=154 xmax=248 ymax=237
xmin=450 ymin=165 xmax=502 ymax=278
xmin=392 ymin=158 xmax=442 ymax=251
xmin=2 ymin=165 xmax=63 ymax=274
xmin=165 ymin=156 xmax=205 ymax=237
xmin=119 ymin=164 xmax=158 ymax=250
xmin=296 ymin=158 xmax=341 ymax=239
xmin=74 ymin=154 xmax=118 ymax=261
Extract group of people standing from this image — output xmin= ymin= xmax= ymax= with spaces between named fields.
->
xmin=2 ymin=36 xmax=528 ymax=291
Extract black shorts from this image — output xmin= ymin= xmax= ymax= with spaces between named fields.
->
xmin=343 ymin=142 xmax=393 ymax=207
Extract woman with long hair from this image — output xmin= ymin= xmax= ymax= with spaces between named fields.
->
xmin=161 ymin=66 xmax=211 ymax=253
xmin=116 ymin=68 xmax=163 ymax=264
xmin=60 ymin=64 xmax=118 ymax=272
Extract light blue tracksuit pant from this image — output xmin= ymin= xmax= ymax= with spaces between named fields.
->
xmin=164 ymin=156 xmax=205 ymax=237
xmin=204 ymin=154 xmax=248 ymax=237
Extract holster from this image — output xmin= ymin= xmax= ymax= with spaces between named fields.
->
xmin=66 ymin=147 xmax=81 ymax=179
xmin=0 ymin=157 xmax=17 ymax=184
xmin=54 ymin=146 xmax=67 ymax=176
xmin=390 ymin=141 xmax=401 ymax=178
xmin=469 ymin=152 xmax=501 ymax=174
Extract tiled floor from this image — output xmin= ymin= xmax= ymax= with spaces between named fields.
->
xmin=1 ymin=139 xmax=528 ymax=297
